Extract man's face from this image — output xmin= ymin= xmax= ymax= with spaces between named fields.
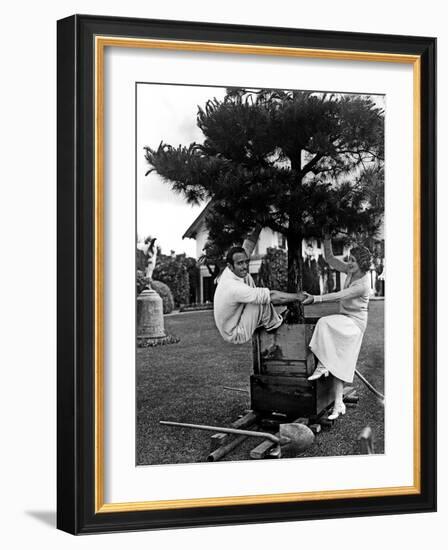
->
xmin=228 ymin=252 xmax=250 ymax=279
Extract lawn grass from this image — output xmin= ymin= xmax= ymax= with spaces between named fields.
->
xmin=136 ymin=301 xmax=384 ymax=465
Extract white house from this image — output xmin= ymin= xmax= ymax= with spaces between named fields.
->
xmin=183 ymin=204 xmax=384 ymax=303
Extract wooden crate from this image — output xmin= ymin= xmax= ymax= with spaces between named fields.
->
xmin=253 ymin=322 xmax=316 ymax=376
xmin=251 ymin=321 xmax=334 ymax=418
xmin=250 ymin=373 xmax=333 ymax=418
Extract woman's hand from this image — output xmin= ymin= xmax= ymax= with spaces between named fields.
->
xmin=302 ymin=292 xmax=314 ymax=305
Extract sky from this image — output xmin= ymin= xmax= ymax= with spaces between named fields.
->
xmin=137 ymin=85 xmax=385 ymax=257
xmin=137 ymin=84 xmax=225 ymax=257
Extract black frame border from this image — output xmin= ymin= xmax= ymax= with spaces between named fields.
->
xmin=57 ymin=14 xmax=436 ymax=535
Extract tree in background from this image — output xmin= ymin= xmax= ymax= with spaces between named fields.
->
xmin=258 ymin=248 xmax=288 ymax=292
xmin=198 ymin=236 xmax=236 ymax=281
xmin=136 ymin=239 xmax=197 ymax=310
xmin=145 ymin=88 xmax=384 ymax=322
xmin=259 ymin=247 xmax=331 ymax=296
xmin=153 ymin=252 xmax=197 ymax=308
xmin=184 ymin=256 xmax=200 ymax=304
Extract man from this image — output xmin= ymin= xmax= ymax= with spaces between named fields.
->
xmin=213 ymin=246 xmax=306 ymax=344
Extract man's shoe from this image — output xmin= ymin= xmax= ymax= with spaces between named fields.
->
xmin=265 ymin=314 xmax=284 ymax=332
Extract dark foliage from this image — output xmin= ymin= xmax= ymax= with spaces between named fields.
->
xmin=145 ymin=89 xmax=384 ymax=322
xmin=136 ymin=248 xmax=147 ymax=272
xmin=258 ymin=248 xmax=288 ymax=291
xmin=153 ymin=253 xmax=197 ymax=307
xmin=150 ymin=280 xmax=175 ymax=314
xmin=136 ymin=270 xmax=175 ymax=314
xmin=258 ymin=247 xmax=331 ymax=295
xmin=136 ymin=269 xmax=149 ymax=295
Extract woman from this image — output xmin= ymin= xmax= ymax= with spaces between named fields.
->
xmin=304 ymin=236 xmax=372 ymax=420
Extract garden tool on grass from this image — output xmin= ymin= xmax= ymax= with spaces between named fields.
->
xmin=354 ymin=369 xmax=385 ymax=405
xmin=160 ymin=419 xmax=315 ymax=458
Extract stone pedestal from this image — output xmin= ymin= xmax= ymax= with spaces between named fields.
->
xmin=137 ymin=289 xmax=166 ymax=343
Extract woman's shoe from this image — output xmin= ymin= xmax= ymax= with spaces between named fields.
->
xmin=307 ymin=364 xmax=329 ymax=381
xmin=328 ymin=402 xmax=346 ymax=420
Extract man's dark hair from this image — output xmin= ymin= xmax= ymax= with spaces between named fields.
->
xmin=226 ymin=246 xmax=247 ymax=266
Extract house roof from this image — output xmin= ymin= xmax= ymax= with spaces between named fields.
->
xmin=182 ymin=202 xmax=213 ymax=239
xmin=183 ymin=201 xmax=385 ymax=242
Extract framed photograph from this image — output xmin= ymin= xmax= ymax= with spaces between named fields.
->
xmin=57 ymin=14 xmax=436 ymax=534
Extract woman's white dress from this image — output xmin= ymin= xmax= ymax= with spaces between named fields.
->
xmin=309 ymin=273 xmax=371 ymax=383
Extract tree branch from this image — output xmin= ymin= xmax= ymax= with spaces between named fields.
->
xmin=266 ymin=220 xmax=288 ymax=234
xmin=300 ymin=153 xmax=323 ymax=177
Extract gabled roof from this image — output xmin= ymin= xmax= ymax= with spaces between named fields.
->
xmin=183 ymin=201 xmax=385 ymax=242
xmin=182 ymin=202 xmax=213 ymax=239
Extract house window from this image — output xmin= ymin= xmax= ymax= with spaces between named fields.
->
xmin=278 ymin=233 xmax=286 ymax=249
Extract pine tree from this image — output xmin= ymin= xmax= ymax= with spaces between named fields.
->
xmin=144 ymin=89 xmax=384 ymax=323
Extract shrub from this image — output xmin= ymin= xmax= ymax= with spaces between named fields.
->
xmin=136 ymin=270 xmax=150 ymax=295
xmin=150 ymin=280 xmax=174 ymax=314
xmin=136 ymin=248 xmax=147 ymax=272
xmin=258 ymin=247 xmax=323 ymax=294
xmin=153 ymin=253 xmax=193 ymax=307
xmin=258 ymin=248 xmax=288 ymax=291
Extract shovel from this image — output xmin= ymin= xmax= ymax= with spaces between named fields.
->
xmin=160 ymin=419 xmax=315 ymax=458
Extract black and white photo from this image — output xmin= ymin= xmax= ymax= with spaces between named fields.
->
xmin=136 ymin=84 xmax=386 ymax=465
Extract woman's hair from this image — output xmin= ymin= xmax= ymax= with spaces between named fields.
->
xmin=350 ymin=246 xmax=372 ymax=272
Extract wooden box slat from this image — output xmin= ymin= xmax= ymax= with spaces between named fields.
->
xmin=251 ymin=321 xmax=333 ymax=417
xmin=250 ymin=374 xmax=314 ymax=417
xmin=261 ymin=360 xmax=308 ymax=376
xmin=259 ymin=324 xmax=310 ymax=361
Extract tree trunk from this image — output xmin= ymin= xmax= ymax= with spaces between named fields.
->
xmin=286 ymin=232 xmax=305 ymax=324
xmin=242 ymin=224 xmax=262 ymax=257
xmin=287 ymin=160 xmax=304 ymax=324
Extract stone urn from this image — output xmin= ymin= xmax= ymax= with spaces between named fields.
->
xmin=137 ymin=288 xmax=166 ymax=344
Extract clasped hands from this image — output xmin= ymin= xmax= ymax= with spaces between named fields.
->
xmin=297 ymin=291 xmax=315 ymax=305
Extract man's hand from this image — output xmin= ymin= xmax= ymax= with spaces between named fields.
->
xmin=270 ymin=289 xmax=316 ymax=305
xmin=270 ymin=290 xmax=307 ymax=305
